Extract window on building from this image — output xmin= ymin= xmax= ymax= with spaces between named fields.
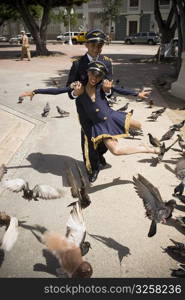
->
xmin=129 ymin=0 xmax=139 ymax=7
xmin=159 ymin=0 xmax=170 ymax=5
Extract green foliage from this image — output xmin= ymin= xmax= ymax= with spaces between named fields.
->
xmin=100 ymin=0 xmax=122 ymax=24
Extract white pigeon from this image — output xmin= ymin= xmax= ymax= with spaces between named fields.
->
xmin=42 ymin=201 xmax=92 ymax=278
xmin=1 ymin=217 xmax=19 ymax=251
xmin=1 ymin=178 xmax=64 ymax=201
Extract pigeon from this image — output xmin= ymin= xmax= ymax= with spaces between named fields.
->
xmin=147 ymin=113 xmax=160 ymax=121
xmin=0 ymin=212 xmax=11 ymax=228
xmin=157 ymin=142 xmax=166 ymax=162
xmin=1 ymin=178 xmax=64 ymax=201
xmin=175 ymin=216 xmax=185 ymax=228
xmin=152 ymin=107 xmax=166 ymax=116
xmin=42 ymin=201 xmax=93 ymax=278
xmin=147 ymin=100 xmax=154 ymax=108
xmin=66 ymin=163 xmax=91 ymax=209
xmin=128 ymin=109 xmax=134 ymax=116
xmin=17 ymin=96 xmax=24 ymax=104
xmin=165 ymin=239 xmax=185 ymax=257
xmin=173 ymin=158 xmax=185 ymax=197
xmin=148 ymin=133 xmax=161 ymax=147
xmin=170 ymin=120 xmax=185 ymax=131
xmin=0 ymin=164 xmax=7 ymax=181
xmin=177 ymin=134 xmax=185 ymax=153
xmin=129 ymin=128 xmax=143 ymax=139
xmin=0 ymin=216 xmax=19 ymax=251
xmin=41 ymin=102 xmax=50 ymax=117
xmin=171 ymin=264 xmax=185 ymax=278
xmin=160 ymin=128 xmax=176 ymax=142
xmin=117 ymin=102 xmax=129 ymax=112
xmin=133 ymin=174 xmax=176 ymax=237
xmin=56 ymin=106 xmax=70 ymax=117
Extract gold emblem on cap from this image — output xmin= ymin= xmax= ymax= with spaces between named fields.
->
xmin=93 ymin=32 xmax=101 ymax=36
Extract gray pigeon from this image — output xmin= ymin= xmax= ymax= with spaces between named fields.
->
xmin=170 ymin=120 xmax=185 ymax=131
xmin=41 ymin=102 xmax=50 ymax=117
xmin=148 ymin=133 xmax=161 ymax=147
xmin=56 ymin=106 xmax=70 ymax=117
xmin=173 ymin=158 xmax=185 ymax=196
xmin=1 ymin=178 xmax=64 ymax=201
xmin=166 ymin=239 xmax=185 ymax=258
xmin=160 ymin=128 xmax=176 ymax=142
xmin=177 ymin=134 xmax=185 ymax=153
xmin=152 ymin=107 xmax=166 ymax=115
xmin=175 ymin=216 xmax=185 ymax=228
xmin=133 ymin=174 xmax=176 ymax=237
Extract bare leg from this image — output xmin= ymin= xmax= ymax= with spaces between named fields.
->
xmin=129 ymin=118 xmax=141 ymax=130
xmin=103 ymin=138 xmax=159 ymax=156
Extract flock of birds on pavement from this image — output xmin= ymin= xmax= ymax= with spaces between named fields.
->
xmin=0 ymin=84 xmax=185 ymax=278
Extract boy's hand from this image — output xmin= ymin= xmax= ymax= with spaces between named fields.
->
xmin=102 ymin=79 xmax=113 ymax=93
xmin=73 ymin=81 xmax=84 ymax=96
xmin=19 ymin=91 xmax=34 ymax=101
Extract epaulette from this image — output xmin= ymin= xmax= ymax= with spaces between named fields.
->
xmin=103 ymin=56 xmax=112 ymax=61
xmin=71 ymin=56 xmax=81 ymax=62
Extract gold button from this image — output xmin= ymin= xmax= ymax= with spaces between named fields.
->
xmin=96 ymin=108 xmax=100 ymax=112
xmin=103 ymin=117 xmax=107 ymax=120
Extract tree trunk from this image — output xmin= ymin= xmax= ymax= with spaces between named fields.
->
xmin=16 ymin=0 xmax=50 ymax=56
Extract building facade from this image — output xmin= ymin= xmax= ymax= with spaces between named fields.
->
xmin=1 ymin=0 xmax=171 ymax=40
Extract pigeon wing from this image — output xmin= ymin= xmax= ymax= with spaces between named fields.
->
xmin=133 ymin=174 xmax=164 ymax=219
xmin=66 ymin=202 xmax=86 ymax=247
xmin=175 ymin=158 xmax=185 ymax=180
xmin=1 ymin=217 xmax=19 ymax=251
xmin=66 ymin=167 xmax=79 ymax=198
xmin=2 ymin=178 xmax=27 ymax=192
xmin=32 ymin=184 xmax=64 ymax=199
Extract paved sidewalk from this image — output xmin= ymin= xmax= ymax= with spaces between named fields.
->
xmin=0 ymin=44 xmax=185 ymax=278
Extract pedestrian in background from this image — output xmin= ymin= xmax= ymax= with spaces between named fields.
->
xmin=20 ymin=30 xmax=31 ymax=61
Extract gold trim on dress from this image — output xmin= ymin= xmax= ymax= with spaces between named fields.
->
xmin=91 ymin=112 xmax=131 ymax=149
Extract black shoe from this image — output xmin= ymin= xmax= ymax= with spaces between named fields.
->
xmin=88 ymin=169 xmax=99 ymax=183
xmin=99 ymin=156 xmax=107 ymax=167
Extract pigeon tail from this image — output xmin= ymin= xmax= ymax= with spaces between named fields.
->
xmin=148 ymin=220 xmax=157 ymax=237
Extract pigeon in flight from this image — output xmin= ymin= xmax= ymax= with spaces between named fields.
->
xmin=1 ymin=178 xmax=64 ymax=201
xmin=170 ymin=120 xmax=185 ymax=131
xmin=171 ymin=264 xmax=185 ymax=278
xmin=0 ymin=215 xmax=19 ymax=252
xmin=42 ymin=201 xmax=93 ymax=278
xmin=66 ymin=163 xmax=91 ymax=209
xmin=41 ymin=102 xmax=50 ymax=117
xmin=56 ymin=106 xmax=70 ymax=117
xmin=133 ymin=174 xmax=176 ymax=237
xmin=148 ymin=133 xmax=161 ymax=147
xmin=0 ymin=164 xmax=7 ymax=181
xmin=165 ymin=239 xmax=185 ymax=258
xmin=175 ymin=216 xmax=185 ymax=228
xmin=177 ymin=134 xmax=185 ymax=153
xmin=160 ymin=128 xmax=176 ymax=142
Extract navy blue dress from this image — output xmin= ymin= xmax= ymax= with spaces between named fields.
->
xmin=76 ymin=85 xmax=132 ymax=150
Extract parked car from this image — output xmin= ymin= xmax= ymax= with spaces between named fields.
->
xmin=124 ymin=32 xmax=160 ymax=45
xmin=9 ymin=33 xmax=33 ymax=45
xmin=71 ymin=32 xmax=87 ymax=44
xmin=0 ymin=36 xmax=9 ymax=42
xmin=56 ymin=32 xmax=79 ymax=43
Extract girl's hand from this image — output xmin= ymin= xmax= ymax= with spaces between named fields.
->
xmin=102 ymin=79 xmax=113 ymax=93
xmin=19 ymin=91 xmax=34 ymax=101
xmin=73 ymin=81 xmax=84 ymax=96
xmin=138 ymin=90 xmax=151 ymax=99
